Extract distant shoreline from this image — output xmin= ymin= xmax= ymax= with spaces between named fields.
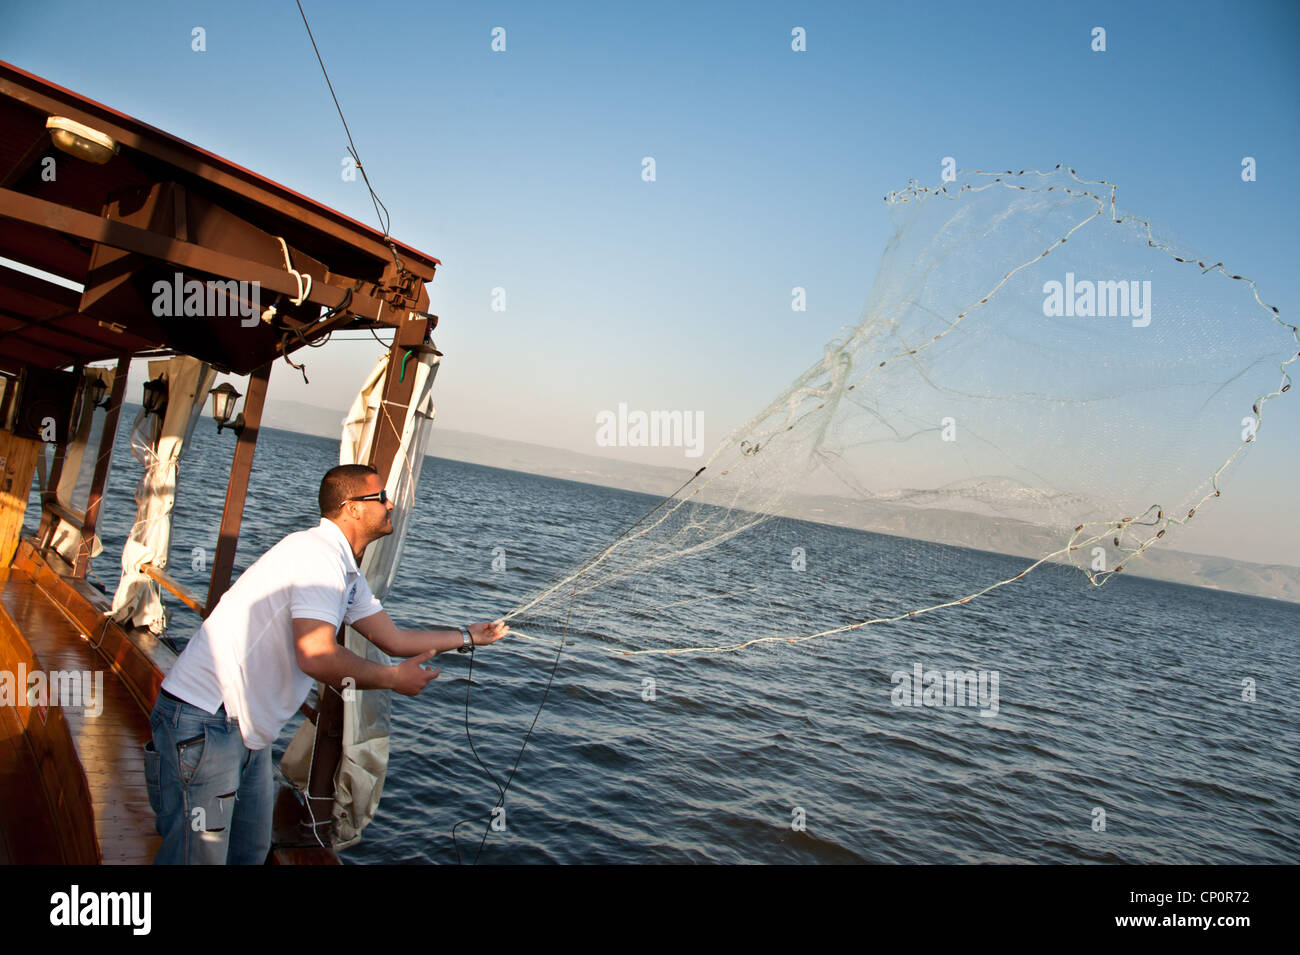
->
xmin=159 ymin=399 xmax=1300 ymax=606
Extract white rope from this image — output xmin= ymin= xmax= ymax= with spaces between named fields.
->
xmin=261 ymin=237 xmax=314 ymax=322
xmin=277 ymin=236 xmax=313 ymax=305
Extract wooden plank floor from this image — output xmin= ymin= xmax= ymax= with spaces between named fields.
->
xmin=0 ymin=573 xmax=159 ymax=864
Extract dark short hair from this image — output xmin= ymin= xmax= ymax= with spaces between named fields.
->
xmin=319 ymin=464 xmax=379 ymax=518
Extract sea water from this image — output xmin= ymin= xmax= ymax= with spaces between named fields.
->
xmin=66 ymin=416 xmax=1300 ymax=864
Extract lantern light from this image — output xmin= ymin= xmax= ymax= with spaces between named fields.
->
xmin=141 ymin=376 xmax=168 ymax=417
xmin=209 ymin=382 xmax=244 ymax=435
xmin=86 ymin=373 xmax=109 ymax=410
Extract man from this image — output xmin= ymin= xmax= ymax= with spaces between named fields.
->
xmin=143 ymin=463 xmax=509 ymax=864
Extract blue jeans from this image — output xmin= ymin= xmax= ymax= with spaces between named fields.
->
xmin=143 ymin=693 xmax=273 ymax=865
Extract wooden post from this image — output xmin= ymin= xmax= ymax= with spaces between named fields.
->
xmin=365 ymin=313 xmax=430 ymax=481
xmin=305 ymin=308 xmax=430 ymax=839
xmin=203 ymin=362 xmax=271 ymax=616
xmin=36 ymin=363 xmax=81 ymax=550
xmin=0 ymin=431 xmax=42 ymax=567
xmin=73 ymin=355 xmax=129 ymax=577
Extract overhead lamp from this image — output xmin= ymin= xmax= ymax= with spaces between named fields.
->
xmin=45 ymin=116 xmax=119 ymax=165
xmin=209 ymin=382 xmax=244 ymax=435
xmin=141 ymin=376 xmax=168 ymax=417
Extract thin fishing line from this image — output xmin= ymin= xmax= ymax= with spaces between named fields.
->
xmin=295 ymin=0 xmax=402 ymax=272
xmin=472 ymin=592 xmax=570 ymax=865
xmin=504 ymin=465 xmax=707 ymax=622
xmin=452 ymin=597 xmax=569 ymax=866
xmin=450 ymin=466 xmax=709 ymax=862
xmin=451 ymin=644 xmax=499 ymax=864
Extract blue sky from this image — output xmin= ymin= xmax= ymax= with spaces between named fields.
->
xmin=2 ymin=0 xmax=1297 ymax=565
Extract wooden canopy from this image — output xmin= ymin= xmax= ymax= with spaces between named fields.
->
xmin=0 ymin=59 xmax=439 ymax=376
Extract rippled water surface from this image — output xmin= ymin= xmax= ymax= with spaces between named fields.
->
xmin=72 ymin=417 xmax=1299 ymax=864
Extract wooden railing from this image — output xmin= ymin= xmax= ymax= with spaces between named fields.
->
xmin=139 ymin=562 xmax=205 ymax=615
xmin=37 ymin=498 xmax=84 ymax=551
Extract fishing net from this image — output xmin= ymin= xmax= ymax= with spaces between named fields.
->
xmin=503 ymin=166 xmax=1297 ymax=656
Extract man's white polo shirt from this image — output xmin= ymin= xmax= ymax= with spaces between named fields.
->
xmin=162 ymin=518 xmax=383 ymax=749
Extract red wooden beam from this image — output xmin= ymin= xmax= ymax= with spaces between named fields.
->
xmin=36 ymin=362 xmax=80 ymax=550
xmin=0 ymin=187 xmax=391 ymax=322
xmin=74 ymin=354 xmax=128 ymax=577
xmin=203 ymin=362 xmax=271 ymax=616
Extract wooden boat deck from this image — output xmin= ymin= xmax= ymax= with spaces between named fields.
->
xmin=0 ymin=567 xmax=159 ymax=863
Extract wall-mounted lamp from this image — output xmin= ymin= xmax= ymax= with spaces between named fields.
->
xmin=141 ymin=376 xmax=168 ymax=417
xmin=209 ymin=382 xmax=244 ymax=435
xmin=45 ymin=116 xmax=119 ymax=165
xmin=85 ymin=373 xmax=110 ymax=410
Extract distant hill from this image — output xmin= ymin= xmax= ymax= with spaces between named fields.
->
xmin=261 ymin=400 xmax=698 ymax=497
xmin=259 ymin=400 xmax=348 ymax=441
xmin=759 ymin=492 xmax=1300 ymax=606
xmin=259 ymin=400 xmax=1300 ymax=605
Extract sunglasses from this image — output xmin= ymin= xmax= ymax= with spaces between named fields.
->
xmin=346 ymin=489 xmax=388 ymax=504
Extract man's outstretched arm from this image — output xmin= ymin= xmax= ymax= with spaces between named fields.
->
xmin=293 ymin=617 xmax=441 ymax=696
xmin=350 ymin=610 xmax=509 ymax=658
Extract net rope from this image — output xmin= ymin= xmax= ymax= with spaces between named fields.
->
xmin=494 ymin=166 xmax=1297 ymax=656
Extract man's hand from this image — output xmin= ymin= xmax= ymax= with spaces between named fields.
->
xmin=392 ymin=647 xmax=441 ymax=696
xmin=469 ymin=619 xmax=510 ymax=646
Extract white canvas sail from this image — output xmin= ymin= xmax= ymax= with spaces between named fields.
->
xmin=47 ymin=366 xmax=118 ymax=567
xmin=110 ymin=356 xmax=216 ymax=632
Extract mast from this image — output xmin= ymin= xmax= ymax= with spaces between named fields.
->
xmin=304 ymin=264 xmax=433 ymax=842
